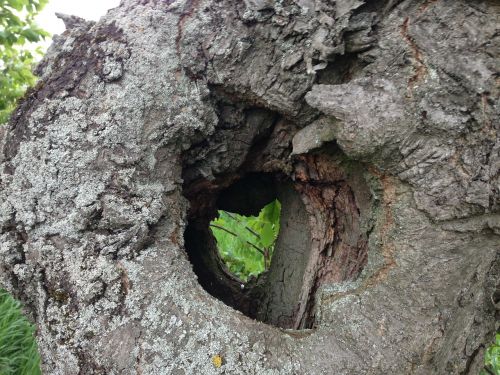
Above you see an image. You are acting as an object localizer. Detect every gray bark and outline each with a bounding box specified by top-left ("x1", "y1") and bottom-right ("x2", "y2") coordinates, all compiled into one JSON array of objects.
[{"x1": 0, "y1": 0, "x2": 498, "y2": 374}]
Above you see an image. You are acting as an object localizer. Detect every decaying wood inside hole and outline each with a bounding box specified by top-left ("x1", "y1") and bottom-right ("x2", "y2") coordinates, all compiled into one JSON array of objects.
[
  {"x1": 291, "y1": 154, "x2": 369, "y2": 329},
  {"x1": 184, "y1": 147, "x2": 372, "y2": 330}
]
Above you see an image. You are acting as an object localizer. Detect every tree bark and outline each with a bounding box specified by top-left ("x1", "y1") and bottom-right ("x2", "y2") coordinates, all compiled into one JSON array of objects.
[{"x1": 0, "y1": 0, "x2": 498, "y2": 374}]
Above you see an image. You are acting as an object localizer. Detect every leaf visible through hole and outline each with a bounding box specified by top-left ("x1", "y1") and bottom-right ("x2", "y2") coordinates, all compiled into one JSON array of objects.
[{"x1": 210, "y1": 200, "x2": 281, "y2": 281}]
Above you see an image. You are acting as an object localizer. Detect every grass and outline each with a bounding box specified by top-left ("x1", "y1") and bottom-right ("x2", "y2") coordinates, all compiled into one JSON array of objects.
[{"x1": 0, "y1": 289, "x2": 41, "y2": 375}]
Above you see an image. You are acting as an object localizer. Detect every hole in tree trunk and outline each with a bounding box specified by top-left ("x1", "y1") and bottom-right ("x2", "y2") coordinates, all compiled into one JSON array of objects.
[
  {"x1": 184, "y1": 153, "x2": 372, "y2": 330},
  {"x1": 182, "y1": 103, "x2": 372, "y2": 330},
  {"x1": 184, "y1": 173, "x2": 298, "y2": 324}
]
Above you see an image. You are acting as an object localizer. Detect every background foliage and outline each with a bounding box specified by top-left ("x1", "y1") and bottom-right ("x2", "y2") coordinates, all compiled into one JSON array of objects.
[
  {"x1": 0, "y1": 0, "x2": 49, "y2": 124},
  {"x1": 0, "y1": 289, "x2": 41, "y2": 375},
  {"x1": 0, "y1": 4, "x2": 46, "y2": 373},
  {"x1": 210, "y1": 199, "x2": 281, "y2": 281},
  {"x1": 481, "y1": 333, "x2": 500, "y2": 375}
]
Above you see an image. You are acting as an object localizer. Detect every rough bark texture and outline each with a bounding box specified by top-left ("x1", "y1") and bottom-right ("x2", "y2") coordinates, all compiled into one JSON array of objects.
[{"x1": 0, "y1": 0, "x2": 499, "y2": 374}]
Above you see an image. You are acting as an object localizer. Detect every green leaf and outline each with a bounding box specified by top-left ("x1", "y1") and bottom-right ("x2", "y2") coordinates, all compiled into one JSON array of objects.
[
  {"x1": 260, "y1": 224, "x2": 275, "y2": 248},
  {"x1": 7, "y1": 0, "x2": 24, "y2": 11},
  {"x1": 20, "y1": 28, "x2": 40, "y2": 42},
  {"x1": 210, "y1": 199, "x2": 281, "y2": 281},
  {"x1": 484, "y1": 332, "x2": 500, "y2": 375},
  {"x1": 263, "y1": 199, "x2": 281, "y2": 225}
]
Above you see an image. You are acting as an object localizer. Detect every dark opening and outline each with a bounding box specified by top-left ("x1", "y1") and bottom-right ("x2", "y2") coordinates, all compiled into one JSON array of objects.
[
  {"x1": 186, "y1": 174, "x2": 271, "y2": 314},
  {"x1": 183, "y1": 116, "x2": 373, "y2": 329},
  {"x1": 185, "y1": 172, "x2": 314, "y2": 327}
]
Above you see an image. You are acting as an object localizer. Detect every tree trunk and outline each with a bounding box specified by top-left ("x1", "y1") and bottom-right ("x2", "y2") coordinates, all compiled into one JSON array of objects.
[{"x1": 0, "y1": 0, "x2": 498, "y2": 373}]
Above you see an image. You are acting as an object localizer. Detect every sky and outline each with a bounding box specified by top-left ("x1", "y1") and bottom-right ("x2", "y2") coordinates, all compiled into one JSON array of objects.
[{"x1": 35, "y1": 0, "x2": 121, "y2": 48}]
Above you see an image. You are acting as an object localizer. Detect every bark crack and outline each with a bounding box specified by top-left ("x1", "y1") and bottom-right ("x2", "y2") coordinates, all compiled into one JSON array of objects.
[{"x1": 400, "y1": 16, "x2": 428, "y2": 97}]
